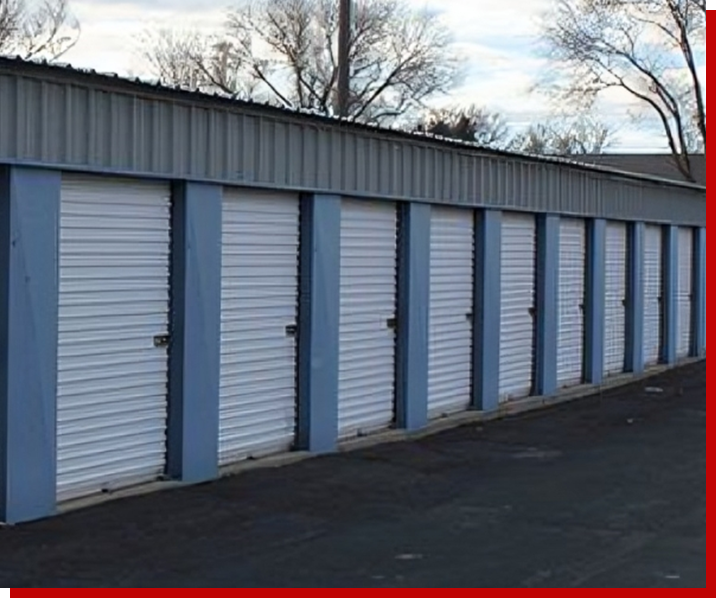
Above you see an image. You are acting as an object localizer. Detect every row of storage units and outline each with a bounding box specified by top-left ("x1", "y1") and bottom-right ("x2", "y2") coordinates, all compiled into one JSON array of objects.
[{"x1": 55, "y1": 175, "x2": 702, "y2": 502}]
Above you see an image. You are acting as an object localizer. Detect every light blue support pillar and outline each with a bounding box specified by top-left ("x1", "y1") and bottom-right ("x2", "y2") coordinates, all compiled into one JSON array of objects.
[
  {"x1": 692, "y1": 227, "x2": 706, "y2": 357},
  {"x1": 395, "y1": 202, "x2": 430, "y2": 430},
  {"x1": 661, "y1": 226, "x2": 679, "y2": 365},
  {"x1": 167, "y1": 182, "x2": 222, "y2": 483},
  {"x1": 584, "y1": 219, "x2": 606, "y2": 385},
  {"x1": 535, "y1": 214, "x2": 559, "y2": 396},
  {"x1": 296, "y1": 194, "x2": 341, "y2": 452},
  {"x1": 626, "y1": 222, "x2": 645, "y2": 373},
  {"x1": 0, "y1": 166, "x2": 60, "y2": 524},
  {"x1": 472, "y1": 209, "x2": 501, "y2": 411}
]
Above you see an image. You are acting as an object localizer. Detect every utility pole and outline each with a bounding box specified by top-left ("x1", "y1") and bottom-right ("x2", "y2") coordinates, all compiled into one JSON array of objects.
[{"x1": 337, "y1": 0, "x2": 351, "y2": 117}]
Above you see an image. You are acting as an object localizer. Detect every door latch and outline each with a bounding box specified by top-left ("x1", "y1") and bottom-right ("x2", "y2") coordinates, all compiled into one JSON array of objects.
[
  {"x1": 153, "y1": 334, "x2": 170, "y2": 348},
  {"x1": 386, "y1": 317, "x2": 398, "y2": 330},
  {"x1": 285, "y1": 324, "x2": 298, "y2": 337},
  {"x1": 528, "y1": 306, "x2": 536, "y2": 318},
  {"x1": 466, "y1": 312, "x2": 473, "y2": 322}
]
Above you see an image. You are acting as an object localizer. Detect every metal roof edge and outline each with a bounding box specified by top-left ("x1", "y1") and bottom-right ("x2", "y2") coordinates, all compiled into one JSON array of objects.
[{"x1": 0, "y1": 55, "x2": 707, "y2": 195}]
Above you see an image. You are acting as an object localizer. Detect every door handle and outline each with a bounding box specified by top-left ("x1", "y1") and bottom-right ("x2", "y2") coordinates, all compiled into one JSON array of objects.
[
  {"x1": 285, "y1": 324, "x2": 298, "y2": 337},
  {"x1": 386, "y1": 317, "x2": 397, "y2": 330}
]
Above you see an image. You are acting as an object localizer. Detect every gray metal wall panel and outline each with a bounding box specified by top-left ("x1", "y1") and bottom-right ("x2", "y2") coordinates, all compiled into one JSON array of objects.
[{"x1": 0, "y1": 69, "x2": 706, "y2": 226}]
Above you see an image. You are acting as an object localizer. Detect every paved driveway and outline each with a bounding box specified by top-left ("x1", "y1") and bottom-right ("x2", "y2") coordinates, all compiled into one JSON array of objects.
[{"x1": 2, "y1": 361, "x2": 707, "y2": 588}]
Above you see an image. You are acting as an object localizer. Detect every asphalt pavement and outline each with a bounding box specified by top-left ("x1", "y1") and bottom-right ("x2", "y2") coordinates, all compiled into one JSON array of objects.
[{"x1": 1, "y1": 361, "x2": 707, "y2": 589}]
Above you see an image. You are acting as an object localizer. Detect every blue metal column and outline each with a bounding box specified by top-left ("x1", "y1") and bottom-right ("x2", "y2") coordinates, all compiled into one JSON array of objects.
[
  {"x1": 661, "y1": 226, "x2": 679, "y2": 365},
  {"x1": 296, "y1": 194, "x2": 341, "y2": 452},
  {"x1": 584, "y1": 219, "x2": 606, "y2": 385},
  {"x1": 692, "y1": 227, "x2": 706, "y2": 357},
  {"x1": 395, "y1": 202, "x2": 430, "y2": 430},
  {"x1": 626, "y1": 222, "x2": 645, "y2": 373},
  {"x1": 0, "y1": 166, "x2": 60, "y2": 524},
  {"x1": 167, "y1": 182, "x2": 222, "y2": 483},
  {"x1": 535, "y1": 214, "x2": 559, "y2": 396},
  {"x1": 472, "y1": 209, "x2": 501, "y2": 411}
]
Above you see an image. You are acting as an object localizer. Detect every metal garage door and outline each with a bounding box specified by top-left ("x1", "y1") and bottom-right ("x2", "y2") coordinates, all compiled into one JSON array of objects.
[
  {"x1": 338, "y1": 199, "x2": 398, "y2": 438},
  {"x1": 499, "y1": 213, "x2": 536, "y2": 402},
  {"x1": 604, "y1": 222, "x2": 627, "y2": 376},
  {"x1": 677, "y1": 228, "x2": 693, "y2": 358},
  {"x1": 219, "y1": 189, "x2": 300, "y2": 465},
  {"x1": 557, "y1": 218, "x2": 586, "y2": 388},
  {"x1": 428, "y1": 207, "x2": 474, "y2": 418},
  {"x1": 57, "y1": 176, "x2": 171, "y2": 501},
  {"x1": 643, "y1": 225, "x2": 662, "y2": 366}
]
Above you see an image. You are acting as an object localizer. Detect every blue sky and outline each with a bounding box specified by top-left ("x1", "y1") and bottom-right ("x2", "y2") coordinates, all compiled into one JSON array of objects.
[{"x1": 62, "y1": 0, "x2": 704, "y2": 152}]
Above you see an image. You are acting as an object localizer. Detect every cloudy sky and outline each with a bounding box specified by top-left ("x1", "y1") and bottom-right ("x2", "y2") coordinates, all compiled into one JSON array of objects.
[{"x1": 61, "y1": 0, "x2": 703, "y2": 152}]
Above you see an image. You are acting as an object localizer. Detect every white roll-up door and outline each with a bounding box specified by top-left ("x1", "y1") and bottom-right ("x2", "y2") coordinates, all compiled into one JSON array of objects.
[
  {"x1": 219, "y1": 189, "x2": 300, "y2": 465},
  {"x1": 57, "y1": 176, "x2": 171, "y2": 501},
  {"x1": 604, "y1": 222, "x2": 627, "y2": 376},
  {"x1": 677, "y1": 227, "x2": 693, "y2": 358},
  {"x1": 643, "y1": 225, "x2": 663, "y2": 366},
  {"x1": 428, "y1": 207, "x2": 474, "y2": 418},
  {"x1": 557, "y1": 218, "x2": 586, "y2": 388},
  {"x1": 338, "y1": 199, "x2": 398, "y2": 438},
  {"x1": 499, "y1": 213, "x2": 536, "y2": 402}
]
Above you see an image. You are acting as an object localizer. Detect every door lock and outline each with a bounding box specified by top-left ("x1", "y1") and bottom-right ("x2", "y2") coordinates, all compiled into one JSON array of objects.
[
  {"x1": 386, "y1": 317, "x2": 398, "y2": 330},
  {"x1": 285, "y1": 324, "x2": 298, "y2": 337},
  {"x1": 153, "y1": 334, "x2": 170, "y2": 348}
]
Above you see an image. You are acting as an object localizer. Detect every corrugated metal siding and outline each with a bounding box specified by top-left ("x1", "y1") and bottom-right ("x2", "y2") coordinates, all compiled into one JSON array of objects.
[
  {"x1": 604, "y1": 222, "x2": 627, "y2": 376},
  {"x1": 0, "y1": 68, "x2": 705, "y2": 226},
  {"x1": 57, "y1": 175, "x2": 170, "y2": 501},
  {"x1": 428, "y1": 207, "x2": 474, "y2": 418},
  {"x1": 499, "y1": 213, "x2": 536, "y2": 402},
  {"x1": 219, "y1": 189, "x2": 300, "y2": 464},
  {"x1": 557, "y1": 218, "x2": 586, "y2": 388},
  {"x1": 677, "y1": 228, "x2": 693, "y2": 358},
  {"x1": 643, "y1": 225, "x2": 663, "y2": 366},
  {"x1": 338, "y1": 199, "x2": 398, "y2": 438}
]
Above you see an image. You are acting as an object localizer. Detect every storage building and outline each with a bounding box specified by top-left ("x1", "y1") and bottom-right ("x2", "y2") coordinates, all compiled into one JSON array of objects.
[{"x1": 0, "y1": 58, "x2": 706, "y2": 523}]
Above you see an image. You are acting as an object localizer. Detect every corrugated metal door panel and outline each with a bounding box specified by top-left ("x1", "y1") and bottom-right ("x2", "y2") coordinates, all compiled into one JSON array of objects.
[
  {"x1": 428, "y1": 206, "x2": 474, "y2": 418},
  {"x1": 557, "y1": 218, "x2": 586, "y2": 388},
  {"x1": 219, "y1": 189, "x2": 300, "y2": 465},
  {"x1": 604, "y1": 222, "x2": 627, "y2": 376},
  {"x1": 643, "y1": 225, "x2": 662, "y2": 366},
  {"x1": 338, "y1": 199, "x2": 398, "y2": 438},
  {"x1": 499, "y1": 213, "x2": 536, "y2": 401},
  {"x1": 677, "y1": 228, "x2": 693, "y2": 358},
  {"x1": 57, "y1": 176, "x2": 170, "y2": 501}
]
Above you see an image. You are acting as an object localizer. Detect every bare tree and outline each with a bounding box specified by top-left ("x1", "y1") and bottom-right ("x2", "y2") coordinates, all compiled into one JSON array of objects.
[
  {"x1": 140, "y1": 0, "x2": 462, "y2": 124},
  {"x1": 138, "y1": 28, "x2": 261, "y2": 99},
  {"x1": 510, "y1": 117, "x2": 614, "y2": 155},
  {"x1": 414, "y1": 105, "x2": 510, "y2": 148},
  {"x1": 537, "y1": 0, "x2": 706, "y2": 182},
  {"x1": 0, "y1": 0, "x2": 79, "y2": 60}
]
